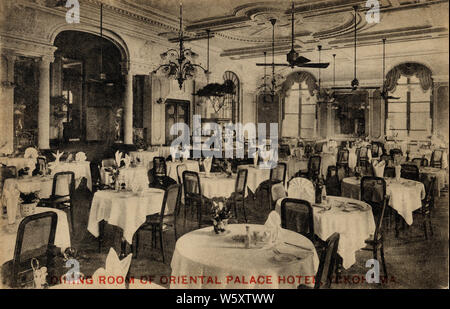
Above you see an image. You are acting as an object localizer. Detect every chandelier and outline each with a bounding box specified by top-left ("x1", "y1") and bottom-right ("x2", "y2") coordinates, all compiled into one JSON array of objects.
[{"x1": 153, "y1": 3, "x2": 208, "y2": 90}]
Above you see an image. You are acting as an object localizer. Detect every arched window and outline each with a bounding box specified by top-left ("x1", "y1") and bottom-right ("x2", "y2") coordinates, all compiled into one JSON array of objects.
[
  {"x1": 386, "y1": 63, "x2": 433, "y2": 140},
  {"x1": 222, "y1": 71, "x2": 240, "y2": 123},
  {"x1": 280, "y1": 71, "x2": 318, "y2": 139}
]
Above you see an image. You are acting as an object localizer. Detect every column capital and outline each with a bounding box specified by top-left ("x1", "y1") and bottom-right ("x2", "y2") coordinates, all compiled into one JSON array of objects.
[{"x1": 36, "y1": 55, "x2": 54, "y2": 65}]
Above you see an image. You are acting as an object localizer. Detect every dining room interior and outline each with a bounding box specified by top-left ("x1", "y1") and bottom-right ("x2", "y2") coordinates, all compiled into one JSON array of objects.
[{"x1": 0, "y1": 0, "x2": 448, "y2": 290}]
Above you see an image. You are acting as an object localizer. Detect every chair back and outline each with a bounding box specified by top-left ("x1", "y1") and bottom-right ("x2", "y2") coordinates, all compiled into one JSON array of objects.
[
  {"x1": 278, "y1": 144, "x2": 291, "y2": 159},
  {"x1": 389, "y1": 148, "x2": 403, "y2": 158},
  {"x1": 12, "y1": 211, "x2": 57, "y2": 287},
  {"x1": 314, "y1": 142, "x2": 324, "y2": 154},
  {"x1": 270, "y1": 162, "x2": 287, "y2": 185},
  {"x1": 400, "y1": 164, "x2": 419, "y2": 181},
  {"x1": 280, "y1": 198, "x2": 314, "y2": 240},
  {"x1": 325, "y1": 165, "x2": 340, "y2": 196},
  {"x1": 411, "y1": 158, "x2": 424, "y2": 167},
  {"x1": 182, "y1": 171, "x2": 202, "y2": 199},
  {"x1": 153, "y1": 157, "x2": 167, "y2": 176},
  {"x1": 235, "y1": 169, "x2": 248, "y2": 198},
  {"x1": 51, "y1": 171, "x2": 75, "y2": 198},
  {"x1": 430, "y1": 149, "x2": 444, "y2": 168},
  {"x1": 337, "y1": 148, "x2": 349, "y2": 165},
  {"x1": 101, "y1": 158, "x2": 115, "y2": 168},
  {"x1": 383, "y1": 166, "x2": 395, "y2": 178},
  {"x1": 308, "y1": 155, "x2": 321, "y2": 179},
  {"x1": 159, "y1": 184, "x2": 181, "y2": 220},
  {"x1": 304, "y1": 144, "x2": 313, "y2": 157},
  {"x1": 371, "y1": 143, "x2": 382, "y2": 158},
  {"x1": 361, "y1": 176, "x2": 386, "y2": 208},
  {"x1": 176, "y1": 164, "x2": 187, "y2": 184},
  {"x1": 287, "y1": 177, "x2": 315, "y2": 205},
  {"x1": 421, "y1": 175, "x2": 436, "y2": 206},
  {"x1": 314, "y1": 233, "x2": 340, "y2": 289}
]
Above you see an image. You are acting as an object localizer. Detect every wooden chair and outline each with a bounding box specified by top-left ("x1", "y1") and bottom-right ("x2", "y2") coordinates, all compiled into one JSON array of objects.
[
  {"x1": 37, "y1": 156, "x2": 47, "y2": 174},
  {"x1": 38, "y1": 171, "x2": 75, "y2": 233},
  {"x1": 357, "y1": 146, "x2": 370, "y2": 167},
  {"x1": 430, "y1": 149, "x2": 444, "y2": 168},
  {"x1": 298, "y1": 233, "x2": 340, "y2": 289},
  {"x1": 298, "y1": 155, "x2": 321, "y2": 182},
  {"x1": 325, "y1": 165, "x2": 341, "y2": 196},
  {"x1": 182, "y1": 171, "x2": 207, "y2": 228},
  {"x1": 134, "y1": 184, "x2": 181, "y2": 263},
  {"x1": 360, "y1": 176, "x2": 388, "y2": 278},
  {"x1": 371, "y1": 142, "x2": 383, "y2": 158},
  {"x1": 228, "y1": 169, "x2": 248, "y2": 223},
  {"x1": 2, "y1": 211, "x2": 57, "y2": 288},
  {"x1": 280, "y1": 198, "x2": 314, "y2": 241},
  {"x1": 259, "y1": 162, "x2": 287, "y2": 210},
  {"x1": 411, "y1": 157, "x2": 427, "y2": 167},
  {"x1": 414, "y1": 176, "x2": 436, "y2": 240},
  {"x1": 336, "y1": 148, "x2": 350, "y2": 178},
  {"x1": 400, "y1": 164, "x2": 420, "y2": 181},
  {"x1": 389, "y1": 148, "x2": 403, "y2": 158},
  {"x1": 151, "y1": 157, "x2": 176, "y2": 190},
  {"x1": 176, "y1": 164, "x2": 187, "y2": 184}
]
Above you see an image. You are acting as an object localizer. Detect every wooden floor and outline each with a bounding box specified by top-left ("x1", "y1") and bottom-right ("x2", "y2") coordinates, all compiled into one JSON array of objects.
[{"x1": 69, "y1": 185, "x2": 449, "y2": 289}]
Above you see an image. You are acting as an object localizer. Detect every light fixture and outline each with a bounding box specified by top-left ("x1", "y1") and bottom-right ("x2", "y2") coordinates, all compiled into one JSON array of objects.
[{"x1": 153, "y1": 2, "x2": 208, "y2": 90}]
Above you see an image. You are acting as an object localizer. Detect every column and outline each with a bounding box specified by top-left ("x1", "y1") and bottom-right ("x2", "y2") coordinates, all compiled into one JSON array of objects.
[
  {"x1": 123, "y1": 71, "x2": 133, "y2": 145},
  {"x1": 38, "y1": 57, "x2": 52, "y2": 150}
]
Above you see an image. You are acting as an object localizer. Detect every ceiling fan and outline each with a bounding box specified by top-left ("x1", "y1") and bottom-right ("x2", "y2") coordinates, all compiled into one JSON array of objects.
[
  {"x1": 381, "y1": 38, "x2": 400, "y2": 100},
  {"x1": 332, "y1": 6, "x2": 379, "y2": 91},
  {"x1": 87, "y1": 4, "x2": 116, "y2": 86},
  {"x1": 256, "y1": 2, "x2": 329, "y2": 69}
]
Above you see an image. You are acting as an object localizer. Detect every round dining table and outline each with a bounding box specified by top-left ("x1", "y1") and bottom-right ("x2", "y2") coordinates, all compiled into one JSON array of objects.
[
  {"x1": 0, "y1": 157, "x2": 36, "y2": 171},
  {"x1": 341, "y1": 176, "x2": 425, "y2": 225},
  {"x1": 419, "y1": 166, "x2": 447, "y2": 197},
  {"x1": 275, "y1": 196, "x2": 375, "y2": 269},
  {"x1": 198, "y1": 172, "x2": 243, "y2": 199},
  {"x1": 1, "y1": 175, "x2": 54, "y2": 224},
  {"x1": 50, "y1": 161, "x2": 92, "y2": 190},
  {"x1": 87, "y1": 188, "x2": 165, "y2": 244},
  {"x1": 166, "y1": 160, "x2": 200, "y2": 183},
  {"x1": 170, "y1": 223, "x2": 319, "y2": 289},
  {"x1": 237, "y1": 165, "x2": 270, "y2": 193}
]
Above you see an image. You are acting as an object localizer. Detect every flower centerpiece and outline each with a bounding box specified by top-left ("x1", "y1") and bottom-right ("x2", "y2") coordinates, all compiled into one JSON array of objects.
[
  {"x1": 19, "y1": 191, "x2": 39, "y2": 217},
  {"x1": 211, "y1": 197, "x2": 232, "y2": 234}
]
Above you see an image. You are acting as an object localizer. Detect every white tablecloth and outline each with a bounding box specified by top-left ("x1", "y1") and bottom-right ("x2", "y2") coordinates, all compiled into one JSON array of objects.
[
  {"x1": 1, "y1": 176, "x2": 53, "y2": 224},
  {"x1": 341, "y1": 177, "x2": 425, "y2": 225},
  {"x1": 170, "y1": 224, "x2": 319, "y2": 289},
  {"x1": 166, "y1": 160, "x2": 199, "y2": 183},
  {"x1": 275, "y1": 196, "x2": 375, "y2": 269},
  {"x1": 0, "y1": 207, "x2": 71, "y2": 270},
  {"x1": 87, "y1": 188, "x2": 165, "y2": 244},
  {"x1": 129, "y1": 151, "x2": 160, "y2": 170},
  {"x1": 320, "y1": 153, "x2": 337, "y2": 178},
  {"x1": 281, "y1": 158, "x2": 308, "y2": 180},
  {"x1": 199, "y1": 173, "x2": 242, "y2": 199},
  {"x1": 237, "y1": 165, "x2": 270, "y2": 193},
  {"x1": 50, "y1": 161, "x2": 92, "y2": 190},
  {"x1": 419, "y1": 167, "x2": 448, "y2": 197},
  {"x1": 0, "y1": 157, "x2": 35, "y2": 171}
]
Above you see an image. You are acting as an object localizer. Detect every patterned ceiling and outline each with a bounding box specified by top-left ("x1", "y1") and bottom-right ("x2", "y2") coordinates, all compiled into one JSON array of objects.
[{"x1": 118, "y1": 0, "x2": 448, "y2": 59}]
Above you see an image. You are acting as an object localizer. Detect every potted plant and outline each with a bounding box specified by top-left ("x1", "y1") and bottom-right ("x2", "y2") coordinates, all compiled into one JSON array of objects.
[{"x1": 19, "y1": 192, "x2": 39, "y2": 217}]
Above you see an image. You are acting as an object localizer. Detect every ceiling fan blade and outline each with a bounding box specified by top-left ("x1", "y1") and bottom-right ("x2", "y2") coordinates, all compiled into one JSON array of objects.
[
  {"x1": 293, "y1": 56, "x2": 311, "y2": 65},
  {"x1": 297, "y1": 62, "x2": 330, "y2": 68},
  {"x1": 256, "y1": 63, "x2": 290, "y2": 66}
]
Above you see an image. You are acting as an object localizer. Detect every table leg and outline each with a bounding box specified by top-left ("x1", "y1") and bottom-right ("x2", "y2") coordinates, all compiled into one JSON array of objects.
[{"x1": 120, "y1": 237, "x2": 127, "y2": 259}]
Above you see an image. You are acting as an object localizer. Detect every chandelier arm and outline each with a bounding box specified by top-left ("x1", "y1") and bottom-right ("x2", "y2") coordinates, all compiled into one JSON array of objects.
[{"x1": 152, "y1": 63, "x2": 172, "y2": 74}]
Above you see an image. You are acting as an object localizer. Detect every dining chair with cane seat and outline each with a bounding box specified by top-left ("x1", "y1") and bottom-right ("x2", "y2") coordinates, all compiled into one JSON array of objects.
[
  {"x1": 182, "y1": 171, "x2": 207, "y2": 228},
  {"x1": 400, "y1": 164, "x2": 420, "y2": 181},
  {"x1": 37, "y1": 156, "x2": 47, "y2": 174},
  {"x1": 259, "y1": 162, "x2": 287, "y2": 210},
  {"x1": 298, "y1": 233, "x2": 340, "y2": 289},
  {"x1": 336, "y1": 148, "x2": 350, "y2": 178},
  {"x1": 228, "y1": 169, "x2": 248, "y2": 223},
  {"x1": 360, "y1": 176, "x2": 388, "y2": 278},
  {"x1": 430, "y1": 149, "x2": 444, "y2": 168},
  {"x1": 153, "y1": 157, "x2": 167, "y2": 177},
  {"x1": 325, "y1": 165, "x2": 341, "y2": 196},
  {"x1": 371, "y1": 143, "x2": 383, "y2": 158},
  {"x1": 134, "y1": 184, "x2": 181, "y2": 263},
  {"x1": 357, "y1": 147, "x2": 370, "y2": 166},
  {"x1": 278, "y1": 144, "x2": 291, "y2": 160},
  {"x1": 38, "y1": 172, "x2": 75, "y2": 233},
  {"x1": 298, "y1": 155, "x2": 321, "y2": 182},
  {"x1": 151, "y1": 157, "x2": 176, "y2": 189},
  {"x1": 280, "y1": 198, "x2": 314, "y2": 241},
  {"x1": 1, "y1": 211, "x2": 57, "y2": 288},
  {"x1": 413, "y1": 176, "x2": 436, "y2": 240},
  {"x1": 176, "y1": 164, "x2": 187, "y2": 184}
]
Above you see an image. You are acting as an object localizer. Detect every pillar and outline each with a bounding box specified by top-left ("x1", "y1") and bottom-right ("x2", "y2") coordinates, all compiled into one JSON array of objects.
[
  {"x1": 123, "y1": 71, "x2": 133, "y2": 145},
  {"x1": 38, "y1": 57, "x2": 52, "y2": 150}
]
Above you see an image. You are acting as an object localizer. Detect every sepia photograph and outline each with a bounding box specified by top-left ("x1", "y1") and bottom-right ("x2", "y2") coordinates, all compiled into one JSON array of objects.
[{"x1": 0, "y1": 0, "x2": 448, "y2": 296}]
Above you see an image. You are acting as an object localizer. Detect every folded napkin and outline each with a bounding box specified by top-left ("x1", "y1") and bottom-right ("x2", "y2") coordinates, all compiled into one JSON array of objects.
[
  {"x1": 203, "y1": 157, "x2": 212, "y2": 174},
  {"x1": 122, "y1": 154, "x2": 131, "y2": 168},
  {"x1": 115, "y1": 150, "x2": 123, "y2": 167},
  {"x1": 52, "y1": 150, "x2": 64, "y2": 163},
  {"x1": 372, "y1": 160, "x2": 386, "y2": 177},
  {"x1": 91, "y1": 248, "x2": 132, "y2": 289},
  {"x1": 24, "y1": 147, "x2": 39, "y2": 159},
  {"x1": 264, "y1": 211, "x2": 282, "y2": 246},
  {"x1": 75, "y1": 152, "x2": 87, "y2": 162}
]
